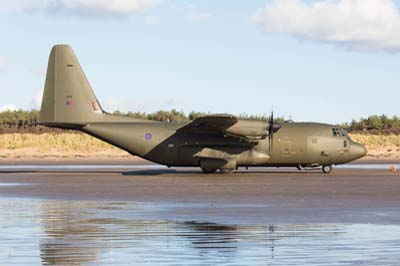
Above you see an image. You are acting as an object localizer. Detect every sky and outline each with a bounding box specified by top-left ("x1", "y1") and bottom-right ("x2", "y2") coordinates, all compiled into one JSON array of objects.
[{"x1": 0, "y1": 0, "x2": 399, "y2": 124}]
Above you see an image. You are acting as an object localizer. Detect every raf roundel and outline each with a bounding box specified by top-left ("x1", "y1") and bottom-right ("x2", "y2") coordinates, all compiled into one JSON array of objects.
[{"x1": 144, "y1": 133, "x2": 153, "y2": 140}]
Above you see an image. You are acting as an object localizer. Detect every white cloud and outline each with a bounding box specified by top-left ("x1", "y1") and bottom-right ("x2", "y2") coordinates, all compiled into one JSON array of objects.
[
  {"x1": 0, "y1": 105, "x2": 18, "y2": 112},
  {"x1": 0, "y1": 0, "x2": 162, "y2": 16},
  {"x1": 183, "y1": 3, "x2": 212, "y2": 22},
  {"x1": 252, "y1": 0, "x2": 400, "y2": 52},
  {"x1": 62, "y1": 0, "x2": 163, "y2": 16}
]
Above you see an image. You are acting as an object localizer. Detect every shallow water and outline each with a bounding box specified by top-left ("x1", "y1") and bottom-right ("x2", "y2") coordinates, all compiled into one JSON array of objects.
[
  {"x1": 336, "y1": 164, "x2": 399, "y2": 170},
  {"x1": 0, "y1": 183, "x2": 30, "y2": 187},
  {"x1": 0, "y1": 198, "x2": 400, "y2": 266}
]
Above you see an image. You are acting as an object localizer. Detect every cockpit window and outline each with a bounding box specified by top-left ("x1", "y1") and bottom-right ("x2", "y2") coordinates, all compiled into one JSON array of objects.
[
  {"x1": 332, "y1": 128, "x2": 351, "y2": 140},
  {"x1": 332, "y1": 128, "x2": 342, "y2": 137},
  {"x1": 341, "y1": 129, "x2": 352, "y2": 140}
]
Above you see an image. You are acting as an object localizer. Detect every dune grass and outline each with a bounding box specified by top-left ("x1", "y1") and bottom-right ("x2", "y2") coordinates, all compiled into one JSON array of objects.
[
  {"x1": 0, "y1": 133, "x2": 128, "y2": 158},
  {"x1": 0, "y1": 132, "x2": 399, "y2": 159},
  {"x1": 350, "y1": 134, "x2": 400, "y2": 149},
  {"x1": 0, "y1": 133, "x2": 113, "y2": 151},
  {"x1": 349, "y1": 134, "x2": 400, "y2": 158}
]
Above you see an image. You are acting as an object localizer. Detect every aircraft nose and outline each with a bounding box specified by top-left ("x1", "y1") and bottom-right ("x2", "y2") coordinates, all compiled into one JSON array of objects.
[{"x1": 351, "y1": 142, "x2": 367, "y2": 159}]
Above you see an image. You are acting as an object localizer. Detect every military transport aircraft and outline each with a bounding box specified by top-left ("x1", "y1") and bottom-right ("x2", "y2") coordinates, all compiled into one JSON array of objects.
[{"x1": 40, "y1": 45, "x2": 367, "y2": 174}]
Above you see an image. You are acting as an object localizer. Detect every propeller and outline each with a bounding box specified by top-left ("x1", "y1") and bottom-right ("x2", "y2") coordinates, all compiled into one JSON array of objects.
[{"x1": 267, "y1": 111, "x2": 281, "y2": 153}]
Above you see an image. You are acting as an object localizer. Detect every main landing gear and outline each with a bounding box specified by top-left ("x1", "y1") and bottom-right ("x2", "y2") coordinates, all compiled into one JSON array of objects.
[
  {"x1": 322, "y1": 165, "x2": 333, "y2": 174},
  {"x1": 201, "y1": 165, "x2": 333, "y2": 174},
  {"x1": 201, "y1": 168, "x2": 217, "y2": 174},
  {"x1": 201, "y1": 168, "x2": 234, "y2": 174}
]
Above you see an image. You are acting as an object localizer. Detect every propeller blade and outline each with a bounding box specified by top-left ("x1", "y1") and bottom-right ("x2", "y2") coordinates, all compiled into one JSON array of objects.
[
  {"x1": 267, "y1": 111, "x2": 281, "y2": 153},
  {"x1": 268, "y1": 112, "x2": 273, "y2": 152},
  {"x1": 271, "y1": 112, "x2": 274, "y2": 125}
]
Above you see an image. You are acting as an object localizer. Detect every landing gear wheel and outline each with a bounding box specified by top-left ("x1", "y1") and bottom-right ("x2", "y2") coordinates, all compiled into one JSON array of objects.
[
  {"x1": 201, "y1": 168, "x2": 217, "y2": 174},
  {"x1": 322, "y1": 165, "x2": 333, "y2": 174}
]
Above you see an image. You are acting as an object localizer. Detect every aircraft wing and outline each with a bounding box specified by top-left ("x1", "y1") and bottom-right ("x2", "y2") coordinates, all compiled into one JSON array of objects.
[
  {"x1": 178, "y1": 114, "x2": 238, "y2": 133},
  {"x1": 178, "y1": 114, "x2": 270, "y2": 143}
]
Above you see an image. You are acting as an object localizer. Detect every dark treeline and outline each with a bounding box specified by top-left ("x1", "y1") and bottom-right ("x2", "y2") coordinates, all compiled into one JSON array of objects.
[
  {"x1": 0, "y1": 110, "x2": 399, "y2": 134},
  {"x1": 0, "y1": 110, "x2": 54, "y2": 134},
  {"x1": 0, "y1": 109, "x2": 286, "y2": 133},
  {"x1": 117, "y1": 110, "x2": 286, "y2": 123},
  {"x1": 340, "y1": 115, "x2": 400, "y2": 134}
]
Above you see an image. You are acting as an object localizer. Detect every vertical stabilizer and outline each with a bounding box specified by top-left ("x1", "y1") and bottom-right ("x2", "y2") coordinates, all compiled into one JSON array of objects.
[{"x1": 40, "y1": 45, "x2": 104, "y2": 126}]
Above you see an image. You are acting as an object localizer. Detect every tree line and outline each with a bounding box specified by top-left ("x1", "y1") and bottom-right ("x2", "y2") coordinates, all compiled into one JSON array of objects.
[
  {"x1": 340, "y1": 115, "x2": 400, "y2": 134},
  {"x1": 0, "y1": 110, "x2": 398, "y2": 134},
  {"x1": 0, "y1": 110, "x2": 49, "y2": 133}
]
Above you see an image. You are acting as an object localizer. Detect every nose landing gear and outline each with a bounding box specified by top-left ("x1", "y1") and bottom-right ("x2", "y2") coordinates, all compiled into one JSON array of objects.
[{"x1": 322, "y1": 165, "x2": 333, "y2": 174}]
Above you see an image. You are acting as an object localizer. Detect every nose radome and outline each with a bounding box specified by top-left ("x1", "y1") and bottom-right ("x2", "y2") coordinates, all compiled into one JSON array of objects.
[{"x1": 352, "y1": 142, "x2": 367, "y2": 159}]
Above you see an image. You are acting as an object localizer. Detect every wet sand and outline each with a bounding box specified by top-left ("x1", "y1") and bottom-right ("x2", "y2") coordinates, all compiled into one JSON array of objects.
[
  {"x1": 0, "y1": 163, "x2": 399, "y2": 224},
  {"x1": 1, "y1": 162, "x2": 400, "y2": 265},
  {"x1": 2, "y1": 198, "x2": 400, "y2": 266}
]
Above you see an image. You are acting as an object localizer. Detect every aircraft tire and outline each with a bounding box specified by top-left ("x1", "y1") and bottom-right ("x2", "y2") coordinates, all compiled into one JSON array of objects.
[
  {"x1": 201, "y1": 168, "x2": 217, "y2": 174},
  {"x1": 322, "y1": 165, "x2": 333, "y2": 174}
]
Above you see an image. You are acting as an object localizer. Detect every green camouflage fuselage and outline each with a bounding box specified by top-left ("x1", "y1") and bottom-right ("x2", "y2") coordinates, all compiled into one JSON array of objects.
[
  {"x1": 74, "y1": 120, "x2": 365, "y2": 168},
  {"x1": 40, "y1": 45, "x2": 366, "y2": 171}
]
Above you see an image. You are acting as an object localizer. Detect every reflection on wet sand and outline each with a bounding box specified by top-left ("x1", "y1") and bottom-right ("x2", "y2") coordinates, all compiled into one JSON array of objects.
[
  {"x1": 38, "y1": 201, "x2": 249, "y2": 265},
  {"x1": 39, "y1": 201, "x2": 104, "y2": 265},
  {"x1": 1, "y1": 198, "x2": 400, "y2": 266},
  {"x1": 38, "y1": 201, "x2": 342, "y2": 265}
]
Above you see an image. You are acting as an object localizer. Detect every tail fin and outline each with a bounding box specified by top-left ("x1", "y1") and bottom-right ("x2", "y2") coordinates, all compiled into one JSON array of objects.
[{"x1": 40, "y1": 45, "x2": 104, "y2": 127}]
